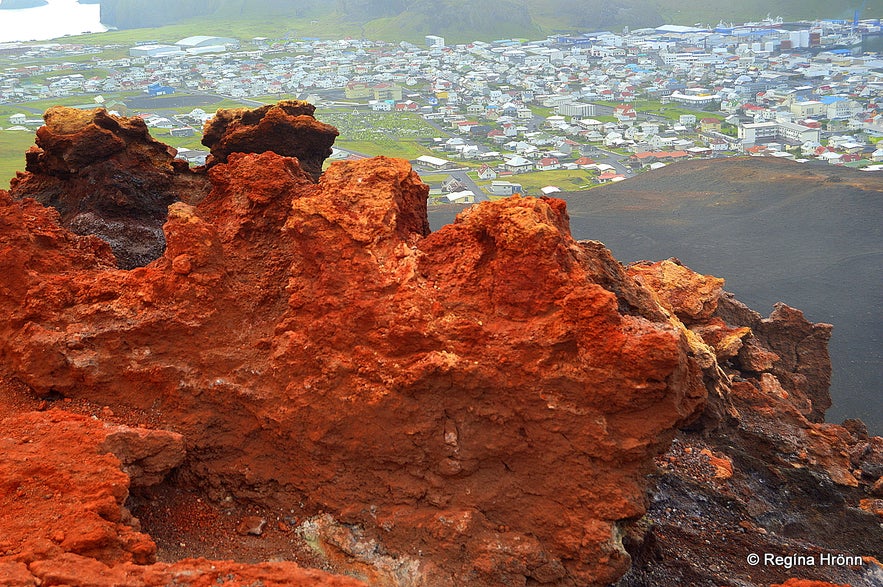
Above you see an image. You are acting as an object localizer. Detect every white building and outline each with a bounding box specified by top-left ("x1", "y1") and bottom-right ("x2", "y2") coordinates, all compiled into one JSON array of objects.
[
  {"x1": 557, "y1": 102, "x2": 595, "y2": 117},
  {"x1": 426, "y1": 35, "x2": 445, "y2": 48},
  {"x1": 739, "y1": 121, "x2": 820, "y2": 146}
]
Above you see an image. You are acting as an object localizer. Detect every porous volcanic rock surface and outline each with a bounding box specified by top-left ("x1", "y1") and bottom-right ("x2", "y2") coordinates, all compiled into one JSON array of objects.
[
  {"x1": 7, "y1": 106, "x2": 210, "y2": 269},
  {"x1": 201, "y1": 99, "x2": 339, "y2": 181},
  {"x1": 615, "y1": 260, "x2": 883, "y2": 586},
  {"x1": 0, "y1": 103, "x2": 880, "y2": 587}
]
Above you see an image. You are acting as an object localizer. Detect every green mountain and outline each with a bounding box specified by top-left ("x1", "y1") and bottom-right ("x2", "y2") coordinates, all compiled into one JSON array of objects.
[{"x1": 97, "y1": 0, "x2": 873, "y2": 42}]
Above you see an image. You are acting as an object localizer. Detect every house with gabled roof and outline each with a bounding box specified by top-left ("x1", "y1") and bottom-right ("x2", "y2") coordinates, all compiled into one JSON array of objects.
[
  {"x1": 503, "y1": 156, "x2": 534, "y2": 174},
  {"x1": 536, "y1": 157, "x2": 560, "y2": 171},
  {"x1": 477, "y1": 164, "x2": 498, "y2": 180},
  {"x1": 613, "y1": 104, "x2": 637, "y2": 123}
]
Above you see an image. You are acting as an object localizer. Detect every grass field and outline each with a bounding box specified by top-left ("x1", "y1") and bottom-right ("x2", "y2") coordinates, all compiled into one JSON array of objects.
[
  {"x1": 321, "y1": 111, "x2": 441, "y2": 160},
  {"x1": 594, "y1": 99, "x2": 713, "y2": 121},
  {"x1": 336, "y1": 139, "x2": 433, "y2": 161},
  {"x1": 0, "y1": 130, "x2": 37, "y2": 188},
  {"x1": 476, "y1": 169, "x2": 597, "y2": 195},
  {"x1": 60, "y1": 15, "x2": 366, "y2": 46}
]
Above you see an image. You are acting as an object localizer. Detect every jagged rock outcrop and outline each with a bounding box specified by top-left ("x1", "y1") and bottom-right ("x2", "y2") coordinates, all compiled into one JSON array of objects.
[
  {"x1": 5, "y1": 102, "x2": 337, "y2": 271},
  {"x1": 201, "y1": 100, "x2": 338, "y2": 181},
  {"x1": 7, "y1": 107, "x2": 210, "y2": 269},
  {"x1": 0, "y1": 102, "x2": 709, "y2": 586},
  {"x1": 616, "y1": 259, "x2": 883, "y2": 587},
  {"x1": 0, "y1": 102, "x2": 879, "y2": 587}
]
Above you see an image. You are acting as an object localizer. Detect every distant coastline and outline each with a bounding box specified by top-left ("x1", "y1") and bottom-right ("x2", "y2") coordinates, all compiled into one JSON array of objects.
[{"x1": 0, "y1": 0, "x2": 49, "y2": 9}]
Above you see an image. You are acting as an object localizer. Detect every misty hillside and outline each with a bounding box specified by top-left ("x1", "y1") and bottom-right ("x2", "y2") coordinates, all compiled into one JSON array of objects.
[{"x1": 96, "y1": 0, "x2": 863, "y2": 40}]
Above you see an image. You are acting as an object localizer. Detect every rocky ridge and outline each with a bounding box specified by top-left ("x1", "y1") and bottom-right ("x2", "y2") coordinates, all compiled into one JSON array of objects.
[{"x1": 0, "y1": 103, "x2": 879, "y2": 586}]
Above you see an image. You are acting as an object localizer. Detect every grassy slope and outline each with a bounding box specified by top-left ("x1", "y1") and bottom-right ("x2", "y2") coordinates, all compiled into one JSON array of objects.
[
  {"x1": 0, "y1": 130, "x2": 36, "y2": 189},
  {"x1": 53, "y1": 0, "x2": 862, "y2": 46},
  {"x1": 649, "y1": 0, "x2": 864, "y2": 25}
]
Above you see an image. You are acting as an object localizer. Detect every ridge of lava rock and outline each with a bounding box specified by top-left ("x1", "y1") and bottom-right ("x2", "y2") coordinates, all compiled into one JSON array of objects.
[
  {"x1": 1, "y1": 101, "x2": 879, "y2": 587},
  {"x1": 0, "y1": 117, "x2": 709, "y2": 584}
]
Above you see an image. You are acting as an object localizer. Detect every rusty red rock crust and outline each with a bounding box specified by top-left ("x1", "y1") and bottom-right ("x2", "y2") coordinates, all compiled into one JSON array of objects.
[{"x1": 0, "y1": 103, "x2": 879, "y2": 587}]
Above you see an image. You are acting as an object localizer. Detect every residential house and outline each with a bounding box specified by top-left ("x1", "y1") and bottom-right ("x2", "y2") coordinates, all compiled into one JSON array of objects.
[
  {"x1": 501, "y1": 122, "x2": 518, "y2": 137},
  {"x1": 514, "y1": 141, "x2": 539, "y2": 156},
  {"x1": 445, "y1": 191, "x2": 475, "y2": 204},
  {"x1": 604, "y1": 132, "x2": 625, "y2": 147},
  {"x1": 395, "y1": 100, "x2": 419, "y2": 112},
  {"x1": 819, "y1": 151, "x2": 843, "y2": 164},
  {"x1": 485, "y1": 128, "x2": 504, "y2": 143},
  {"x1": 709, "y1": 138, "x2": 729, "y2": 152},
  {"x1": 535, "y1": 157, "x2": 560, "y2": 171},
  {"x1": 613, "y1": 104, "x2": 637, "y2": 123},
  {"x1": 503, "y1": 156, "x2": 534, "y2": 174},
  {"x1": 170, "y1": 126, "x2": 195, "y2": 137},
  {"x1": 699, "y1": 117, "x2": 722, "y2": 133},
  {"x1": 441, "y1": 176, "x2": 467, "y2": 193},
  {"x1": 477, "y1": 164, "x2": 498, "y2": 180},
  {"x1": 596, "y1": 171, "x2": 625, "y2": 183},
  {"x1": 414, "y1": 155, "x2": 457, "y2": 170},
  {"x1": 488, "y1": 181, "x2": 524, "y2": 195},
  {"x1": 575, "y1": 118, "x2": 604, "y2": 131}
]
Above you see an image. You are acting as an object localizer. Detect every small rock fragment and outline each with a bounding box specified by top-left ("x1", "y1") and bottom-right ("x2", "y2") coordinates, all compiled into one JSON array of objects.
[{"x1": 237, "y1": 516, "x2": 267, "y2": 536}]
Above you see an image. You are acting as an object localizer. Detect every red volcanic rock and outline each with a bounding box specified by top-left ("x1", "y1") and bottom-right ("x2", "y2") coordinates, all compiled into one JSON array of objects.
[
  {"x1": 0, "y1": 146, "x2": 707, "y2": 585},
  {"x1": 3, "y1": 102, "x2": 877, "y2": 587},
  {"x1": 0, "y1": 409, "x2": 365, "y2": 587},
  {"x1": 627, "y1": 257, "x2": 725, "y2": 324},
  {"x1": 616, "y1": 263, "x2": 881, "y2": 587},
  {"x1": 772, "y1": 581, "x2": 851, "y2": 587},
  {"x1": 0, "y1": 410, "x2": 170, "y2": 567},
  {"x1": 7, "y1": 106, "x2": 210, "y2": 269},
  {"x1": 201, "y1": 100, "x2": 338, "y2": 181}
]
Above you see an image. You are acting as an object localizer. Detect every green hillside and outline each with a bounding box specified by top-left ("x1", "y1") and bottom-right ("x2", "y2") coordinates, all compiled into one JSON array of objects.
[{"x1": 89, "y1": 0, "x2": 875, "y2": 43}]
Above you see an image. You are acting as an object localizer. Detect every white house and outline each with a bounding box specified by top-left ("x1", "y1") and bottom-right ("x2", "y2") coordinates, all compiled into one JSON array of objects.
[
  {"x1": 503, "y1": 156, "x2": 534, "y2": 174},
  {"x1": 535, "y1": 157, "x2": 560, "y2": 171},
  {"x1": 604, "y1": 132, "x2": 625, "y2": 147},
  {"x1": 477, "y1": 164, "x2": 497, "y2": 180}
]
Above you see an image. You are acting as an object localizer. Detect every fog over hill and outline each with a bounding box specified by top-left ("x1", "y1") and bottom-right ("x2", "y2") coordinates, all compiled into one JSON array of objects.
[{"x1": 95, "y1": 0, "x2": 865, "y2": 39}]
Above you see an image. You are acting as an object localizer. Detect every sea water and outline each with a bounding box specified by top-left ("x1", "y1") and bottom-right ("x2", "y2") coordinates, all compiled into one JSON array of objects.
[{"x1": 0, "y1": 0, "x2": 105, "y2": 43}]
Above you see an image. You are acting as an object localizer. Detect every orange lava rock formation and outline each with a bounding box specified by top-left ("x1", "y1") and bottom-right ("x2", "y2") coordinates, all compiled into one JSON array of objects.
[
  {"x1": 7, "y1": 106, "x2": 209, "y2": 269},
  {"x1": 201, "y1": 99, "x2": 339, "y2": 181},
  {"x1": 616, "y1": 259, "x2": 883, "y2": 587},
  {"x1": 1, "y1": 103, "x2": 880, "y2": 587}
]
